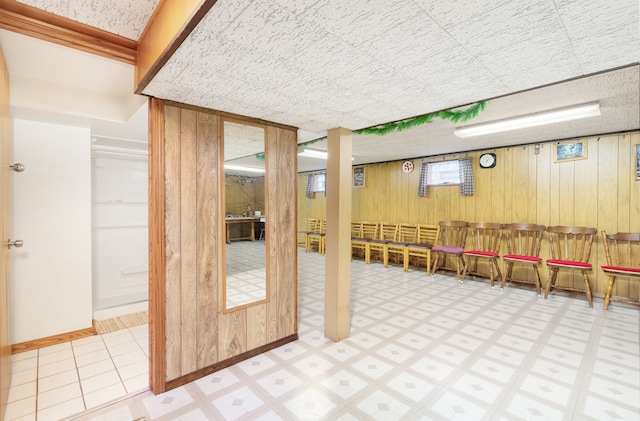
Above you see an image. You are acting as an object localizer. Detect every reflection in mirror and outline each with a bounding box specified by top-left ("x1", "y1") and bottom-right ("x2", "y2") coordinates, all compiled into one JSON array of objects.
[{"x1": 223, "y1": 120, "x2": 267, "y2": 310}]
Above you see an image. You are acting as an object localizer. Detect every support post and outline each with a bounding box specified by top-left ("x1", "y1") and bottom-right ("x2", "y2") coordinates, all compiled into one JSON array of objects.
[{"x1": 324, "y1": 127, "x2": 352, "y2": 341}]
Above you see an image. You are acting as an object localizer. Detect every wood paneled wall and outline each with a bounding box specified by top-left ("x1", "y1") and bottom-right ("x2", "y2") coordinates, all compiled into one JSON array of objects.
[
  {"x1": 149, "y1": 100, "x2": 297, "y2": 393},
  {"x1": 298, "y1": 132, "x2": 640, "y2": 302}
]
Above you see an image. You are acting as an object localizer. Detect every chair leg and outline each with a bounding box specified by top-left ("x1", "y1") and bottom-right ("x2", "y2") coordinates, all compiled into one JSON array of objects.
[
  {"x1": 460, "y1": 258, "x2": 469, "y2": 283},
  {"x1": 492, "y1": 258, "x2": 502, "y2": 289},
  {"x1": 544, "y1": 267, "x2": 558, "y2": 299},
  {"x1": 603, "y1": 275, "x2": 616, "y2": 310},
  {"x1": 532, "y1": 264, "x2": 542, "y2": 296},
  {"x1": 403, "y1": 248, "x2": 409, "y2": 272},
  {"x1": 456, "y1": 255, "x2": 465, "y2": 282},
  {"x1": 431, "y1": 252, "x2": 440, "y2": 275},
  {"x1": 581, "y1": 270, "x2": 593, "y2": 308},
  {"x1": 383, "y1": 246, "x2": 389, "y2": 268},
  {"x1": 426, "y1": 251, "x2": 431, "y2": 276},
  {"x1": 501, "y1": 261, "x2": 513, "y2": 290}
]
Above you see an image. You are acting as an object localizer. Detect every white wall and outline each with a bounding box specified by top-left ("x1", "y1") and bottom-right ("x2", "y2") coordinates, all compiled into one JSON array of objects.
[
  {"x1": 92, "y1": 154, "x2": 148, "y2": 313},
  {"x1": 10, "y1": 119, "x2": 92, "y2": 343}
]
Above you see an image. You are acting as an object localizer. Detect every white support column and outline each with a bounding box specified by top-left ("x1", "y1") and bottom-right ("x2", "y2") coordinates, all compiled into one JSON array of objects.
[{"x1": 324, "y1": 127, "x2": 352, "y2": 341}]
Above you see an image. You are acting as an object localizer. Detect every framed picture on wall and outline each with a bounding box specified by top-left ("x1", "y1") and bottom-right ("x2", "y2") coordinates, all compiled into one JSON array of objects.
[
  {"x1": 353, "y1": 166, "x2": 365, "y2": 187},
  {"x1": 554, "y1": 140, "x2": 588, "y2": 162},
  {"x1": 636, "y1": 144, "x2": 640, "y2": 180}
]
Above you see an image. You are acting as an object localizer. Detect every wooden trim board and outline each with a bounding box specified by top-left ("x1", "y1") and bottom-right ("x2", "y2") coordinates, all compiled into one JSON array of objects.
[{"x1": 11, "y1": 327, "x2": 97, "y2": 354}]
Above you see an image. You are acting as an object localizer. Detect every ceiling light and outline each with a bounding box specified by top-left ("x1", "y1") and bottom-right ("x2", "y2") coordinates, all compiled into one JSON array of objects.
[
  {"x1": 224, "y1": 164, "x2": 265, "y2": 173},
  {"x1": 454, "y1": 103, "x2": 601, "y2": 138},
  {"x1": 298, "y1": 149, "x2": 328, "y2": 159},
  {"x1": 298, "y1": 148, "x2": 355, "y2": 161}
]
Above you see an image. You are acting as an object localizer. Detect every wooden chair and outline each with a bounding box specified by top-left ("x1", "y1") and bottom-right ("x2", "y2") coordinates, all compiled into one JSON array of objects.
[
  {"x1": 431, "y1": 221, "x2": 469, "y2": 281},
  {"x1": 368, "y1": 222, "x2": 398, "y2": 264},
  {"x1": 544, "y1": 225, "x2": 597, "y2": 307},
  {"x1": 307, "y1": 219, "x2": 326, "y2": 254},
  {"x1": 461, "y1": 222, "x2": 503, "y2": 287},
  {"x1": 406, "y1": 224, "x2": 440, "y2": 274},
  {"x1": 299, "y1": 217, "x2": 318, "y2": 249},
  {"x1": 601, "y1": 231, "x2": 640, "y2": 310},
  {"x1": 501, "y1": 223, "x2": 546, "y2": 295},
  {"x1": 351, "y1": 221, "x2": 378, "y2": 261},
  {"x1": 384, "y1": 223, "x2": 418, "y2": 269}
]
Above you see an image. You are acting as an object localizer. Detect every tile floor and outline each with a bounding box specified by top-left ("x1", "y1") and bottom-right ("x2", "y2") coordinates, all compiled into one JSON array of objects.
[
  {"x1": 6, "y1": 248, "x2": 640, "y2": 420},
  {"x1": 5, "y1": 324, "x2": 148, "y2": 421}
]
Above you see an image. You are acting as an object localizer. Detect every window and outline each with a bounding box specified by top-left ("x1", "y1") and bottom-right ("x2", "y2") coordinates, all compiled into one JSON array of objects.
[
  {"x1": 305, "y1": 173, "x2": 326, "y2": 198},
  {"x1": 312, "y1": 173, "x2": 326, "y2": 192},
  {"x1": 426, "y1": 160, "x2": 461, "y2": 186}
]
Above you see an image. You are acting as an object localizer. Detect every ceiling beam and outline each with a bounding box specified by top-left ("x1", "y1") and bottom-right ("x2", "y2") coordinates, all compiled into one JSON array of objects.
[
  {"x1": 135, "y1": 0, "x2": 218, "y2": 94},
  {"x1": 0, "y1": 0, "x2": 137, "y2": 65}
]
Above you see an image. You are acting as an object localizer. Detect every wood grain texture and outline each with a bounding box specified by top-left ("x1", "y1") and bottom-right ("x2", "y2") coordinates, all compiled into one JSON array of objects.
[
  {"x1": 266, "y1": 127, "x2": 280, "y2": 343},
  {"x1": 195, "y1": 111, "x2": 219, "y2": 369},
  {"x1": 10, "y1": 327, "x2": 96, "y2": 354},
  {"x1": 135, "y1": 0, "x2": 218, "y2": 92},
  {"x1": 298, "y1": 132, "x2": 640, "y2": 302},
  {"x1": 151, "y1": 101, "x2": 298, "y2": 391},
  {"x1": 0, "y1": 0, "x2": 136, "y2": 64},
  {"x1": 180, "y1": 109, "x2": 198, "y2": 374},
  {"x1": 148, "y1": 98, "x2": 167, "y2": 393},
  {"x1": 163, "y1": 104, "x2": 182, "y2": 381},
  {"x1": 276, "y1": 127, "x2": 298, "y2": 338}
]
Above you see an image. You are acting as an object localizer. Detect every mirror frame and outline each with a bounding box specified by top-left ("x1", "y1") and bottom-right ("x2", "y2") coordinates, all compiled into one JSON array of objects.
[{"x1": 221, "y1": 118, "x2": 270, "y2": 313}]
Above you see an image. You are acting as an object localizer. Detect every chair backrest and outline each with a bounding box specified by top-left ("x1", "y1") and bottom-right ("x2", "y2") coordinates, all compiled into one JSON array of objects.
[
  {"x1": 378, "y1": 222, "x2": 398, "y2": 241},
  {"x1": 503, "y1": 223, "x2": 546, "y2": 256},
  {"x1": 360, "y1": 221, "x2": 379, "y2": 239},
  {"x1": 601, "y1": 231, "x2": 640, "y2": 268},
  {"x1": 467, "y1": 222, "x2": 503, "y2": 253},
  {"x1": 304, "y1": 217, "x2": 318, "y2": 232},
  {"x1": 547, "y1": 225, "x2": 597, "y2": 262},
  {"x1": 316, "y1": 219, "x2": 326, "y2": 234},
  {"x1": 351, "y1": 221, "x2": 363, "y2": 237},
  {"x1": 396, "y1": 223, "x2": 418, "y2": 243},
  {"x1": 416, "y1": 224, "x2": 440, "y2": 246},
  {"x1": 437, "y1": 220, "x2": 469, "y2": 247}
]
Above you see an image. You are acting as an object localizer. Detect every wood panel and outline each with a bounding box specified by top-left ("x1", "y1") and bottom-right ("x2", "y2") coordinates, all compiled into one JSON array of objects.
[
  {"x1": 148, "y1": 98, "x2": 167, "y2": 392},
  {"x1": 163, "y1": 105, "x2": 182, "y2": 381},
  {"x1": 195, "y1": 111, "x2": 219, "y2": 369},
  {"x1": 298, "y1": 131, "x2": 640, "y2": 303},
  {"x1": 0, "y1": 0, "x2": 136, "y2": 64},
  {"x1": 135, "y1": 0, "x2": 217, "y2": 92},
  {"x1": 149, "y1": 100, "x2": 297, "y2": 393}
]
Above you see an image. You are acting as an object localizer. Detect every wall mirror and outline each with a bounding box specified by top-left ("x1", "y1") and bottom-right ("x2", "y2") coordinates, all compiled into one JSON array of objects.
[{"x1": 222, "y1": 119, "x2": 268, "y2": 311}]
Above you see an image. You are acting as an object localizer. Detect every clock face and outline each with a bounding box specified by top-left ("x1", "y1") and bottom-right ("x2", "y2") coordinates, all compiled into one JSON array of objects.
[
  {"x1": 402, "y1": 161, "x2": 414, "y2": 173},
  {"x1": 479, "y1": 153, "x2": 496, "y2": 168}
]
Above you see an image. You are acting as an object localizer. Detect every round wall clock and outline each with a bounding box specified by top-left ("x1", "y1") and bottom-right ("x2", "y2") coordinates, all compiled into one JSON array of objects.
[
  {"x1": 402, "y1": 161, "x2": 413, "y2": 174},
  {"x1": 402, "y1": 161, "x2": 414, "y2": 173},
  {"x1": 479, "y1": 153, "x2": 497, "y2": 169}
]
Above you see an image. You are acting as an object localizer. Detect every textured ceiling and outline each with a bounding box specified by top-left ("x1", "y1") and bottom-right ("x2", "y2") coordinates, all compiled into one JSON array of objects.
[{"x1": 11, "y1": 0, "x2": 640, "y2": 174}]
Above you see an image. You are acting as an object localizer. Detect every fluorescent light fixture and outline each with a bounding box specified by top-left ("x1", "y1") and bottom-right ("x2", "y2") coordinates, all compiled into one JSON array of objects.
[
  {"x1": 454, "y1": 103, "x2": 601, "y2": 138},
  {"x1": 298, "y1": 148, "x2": 355, "y2": 161},
  {"x1": 224, "y1": 164, "x2": 265, "y2": 173},
  {"x1": 298, "y1": 149, "x2": 328, "y2": 159}
]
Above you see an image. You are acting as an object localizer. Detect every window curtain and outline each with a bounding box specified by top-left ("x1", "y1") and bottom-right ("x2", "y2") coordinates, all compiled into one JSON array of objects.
[
  {"x1": 306, "y1": 174, "x2": 314, "y2": 198},
  {"x1": 417, "y1": 162, "x2": 429, "y2": 197},
  {"x1": 459, "y1": 157, "x2": 475, "y2": 195}
]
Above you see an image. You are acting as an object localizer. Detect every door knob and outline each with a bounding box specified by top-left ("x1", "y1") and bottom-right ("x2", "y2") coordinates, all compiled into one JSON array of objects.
[
  {"x1": 10, "y1": 163, "x2": 25, "y2": 172},
  {"x1": 8, "y1": 239, "x2": 23, "y2": 249}
]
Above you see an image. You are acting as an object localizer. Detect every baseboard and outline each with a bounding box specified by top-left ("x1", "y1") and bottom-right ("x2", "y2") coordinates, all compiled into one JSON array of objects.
[{"x1": 11, "y1": 327, "x2": 97, "y2": 354}]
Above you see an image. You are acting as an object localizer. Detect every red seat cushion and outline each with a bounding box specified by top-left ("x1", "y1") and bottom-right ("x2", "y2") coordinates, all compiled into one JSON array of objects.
[
  {"x1": 464, "y1": 250, "x2": 498, "y2": 257},
  {"x1": 503, "y1": 254, "x2": 542, "y2": 262},
  {"x1": 602, "y1": 265, "x2": 640, "y2": 274},
  {"x1": 432, "y1": 245, "x2": 464, "y2": 254},
  {"x1": 546, "y1": 259, "x2": 592, "y2": 268}
]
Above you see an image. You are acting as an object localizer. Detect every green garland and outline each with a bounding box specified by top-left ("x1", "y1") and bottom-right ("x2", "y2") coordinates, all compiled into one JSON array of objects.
[
  {"x1": 255, "y1": 101, "x2": 487, "y2": 161},
  {"x1": 354, "y1": 101, "x2": 487, "y2": 135}
]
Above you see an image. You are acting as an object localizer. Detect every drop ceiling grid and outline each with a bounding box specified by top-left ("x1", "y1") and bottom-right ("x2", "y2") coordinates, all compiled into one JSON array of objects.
[{"x1": 146, "y1": 0, "x2": 640, "y2": 135}]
